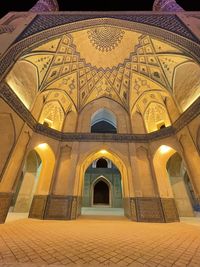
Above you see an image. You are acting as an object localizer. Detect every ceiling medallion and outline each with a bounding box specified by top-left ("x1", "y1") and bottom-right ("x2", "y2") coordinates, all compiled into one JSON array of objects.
[{"x1": 87, "y1": 27, "x2": 125, "y2": 52}]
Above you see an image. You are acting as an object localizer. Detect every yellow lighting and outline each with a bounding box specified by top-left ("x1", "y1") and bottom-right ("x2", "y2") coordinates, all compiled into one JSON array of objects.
[
  {"x1": 44, "y1": 118, "x2": 53, "y2": 124},
  {"x1": 159, "y1": 145, "x2": 171, "y2": 154},
  {"x1": 100, "y1": 149, "x2": 107, "y2": 155},
  {"x1": 37, "y1": 143, "x2": 48, "y2": 150}
]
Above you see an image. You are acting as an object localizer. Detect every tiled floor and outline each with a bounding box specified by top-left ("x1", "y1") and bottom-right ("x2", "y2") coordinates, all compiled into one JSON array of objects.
[{"x1": 1, "y1": 216, "x2": 200, "y2": 267}]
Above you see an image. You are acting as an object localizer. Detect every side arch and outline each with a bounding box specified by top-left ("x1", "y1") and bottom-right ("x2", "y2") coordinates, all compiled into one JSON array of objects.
[
  {"x1": 34, "y1": 143, "x2": 55, "y2": 195},
  {"x1": 12, "y1": 150, "x2": 42, "y2": 213},
  {"x1": 144, "y1": 102, "x2": 171, "y2": 133},
  {"x1": 173, "y1": 61, "x2": 200, "y2": 111},
  {"x1": 153, "y1": 145, "x2": 198, "y2": 218},
  {"x1": 27, "y1": 142, "x2": 56, "y2": 219},
  {"x1": 153, "y1": 145, "x2": 180, "y2": 198},
  {"x1": 5, "y1": 60, "x2": 38, "y2": 109},
  {"x1": 38, "y1": 100, "x2": 65, "y2": 131}
]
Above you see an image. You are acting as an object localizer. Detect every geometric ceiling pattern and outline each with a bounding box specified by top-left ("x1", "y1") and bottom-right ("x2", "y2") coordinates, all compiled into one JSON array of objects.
[{"x1": 17, "y1": 26, "x2": 193, "y2": 111}]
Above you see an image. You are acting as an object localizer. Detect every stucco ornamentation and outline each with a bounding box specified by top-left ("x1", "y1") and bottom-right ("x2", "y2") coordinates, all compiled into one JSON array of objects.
[{"x1": 87, "y1": 27, "x2": 125, "y2": 52}]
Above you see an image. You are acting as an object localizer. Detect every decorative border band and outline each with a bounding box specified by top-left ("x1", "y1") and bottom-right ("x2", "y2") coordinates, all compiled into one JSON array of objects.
[{"x1": 0, "y1": 83, "x2": 199, "y2": 143}]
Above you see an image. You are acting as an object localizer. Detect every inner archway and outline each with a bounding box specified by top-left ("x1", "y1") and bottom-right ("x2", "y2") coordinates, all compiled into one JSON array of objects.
[
  {"x1": 93, "y1": 178, "x2": 110, "y2": 205},
  {"x1": 81, "y1": 154, "x2": 125, "y2": 217},
  {"x1": 96, "y1": 158, "x2": 108, "y2": 168}
]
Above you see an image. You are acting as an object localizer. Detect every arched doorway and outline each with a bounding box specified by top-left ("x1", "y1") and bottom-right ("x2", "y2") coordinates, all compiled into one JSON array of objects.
[
  {"x1": 93, "y1": 178, "x2": 110, "y2": 205},
  {"x1": 6, "y1": 143, "x2": 55, "y2": 221},
  {"x1": 166, "y1": 152, "x2": 196, "y2": 217},
  {"x1": 153, "y1": 145, "x2": 197, "y2": 218},
  {"x1": 7, "y1": 150, "x2": 42, "y2": 220},
  {"x1": 81, "y1": 156, "x2": 124, "y2": 216}
]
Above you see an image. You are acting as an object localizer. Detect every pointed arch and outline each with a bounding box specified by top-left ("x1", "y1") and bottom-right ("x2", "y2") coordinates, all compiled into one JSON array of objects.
[
  {"x1": 75, "y1": 148, "x2": 130, "y2": 199},
  {"x1": 96, "y1": 158, "x2": 108, "y2": 168},
  {"x1": 12, "y1": 150, "x2": 42, "y2": 212},
  {"x1": 39, "y1": 100, "x2": 65, "y2": 131},
  {"x1": 166, "y1": 152, "x2": 195, "y2": 216},
  {"x1": 153, "y1": 145, "x2": 196, "y2": 216},
  {"x1": 173, "y1": 61, "x2": 200, "y2": 111},
  {"x1": 12, "y1": 142, "x2": 56, "y2": 212},
  {"x1": 5, "y1": 60, "x2": 38, "y2": 109},
  {"x1": 91, "y1": 108, "x2": 117, "y2": 133},
  {"x1": 92, "y1": 176, "x2": 112, "y2": 206},
  {"x1": 153, "y1": 145, "x2": 180, "y2": 198},
  {"x1": 34, "y1": 143, "x2": 55, "y2": 195},
  {"x1": 144, "y1": 102, "x2": 171, "y2": 133}
]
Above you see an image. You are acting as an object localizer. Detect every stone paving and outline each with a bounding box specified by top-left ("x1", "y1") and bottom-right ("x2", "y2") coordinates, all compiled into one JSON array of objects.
[{"x1": 0, "y1": 216, "x2": 200, "y2": 267}]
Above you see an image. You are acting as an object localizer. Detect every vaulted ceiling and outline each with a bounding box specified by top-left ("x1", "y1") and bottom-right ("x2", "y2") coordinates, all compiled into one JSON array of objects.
[{"x1": 5, "y1": 25, "x2": 200, "y2": 113}]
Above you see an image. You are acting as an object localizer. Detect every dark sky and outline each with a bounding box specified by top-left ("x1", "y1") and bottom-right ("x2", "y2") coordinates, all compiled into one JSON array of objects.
[{"x1": 1, "y1": 0, "x2": 200, "y2": 19}]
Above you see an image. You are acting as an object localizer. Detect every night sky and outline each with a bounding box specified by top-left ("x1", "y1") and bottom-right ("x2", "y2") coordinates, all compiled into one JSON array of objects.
[{"x1": 1, "y1": 0, "x2": 200, "y2": 18}]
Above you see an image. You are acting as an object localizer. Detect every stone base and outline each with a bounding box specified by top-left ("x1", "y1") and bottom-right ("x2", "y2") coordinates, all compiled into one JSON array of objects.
[
  {"x1": 124, "y1": 197, "x2": 179, "y2": 223},
  {"x1": 76, "y1": 196, "x2": 82, "y2": 217},
  {"x1": 29, "y1": 195, "x2": 48, "y2": 219},
  {"x1": 29, "y1": 195, "x2": 79, "y2": 220},
  {"x1": 0, "y1": 192, "x2": 13, "y2": 223},
  {"x1": 28, "y1": 195, "x2": 179, "y2": 223},
  {"x1": 161, "y1": 198, "x2": 179, "y2": 222},
  {"x1": 124, "y1": 197, "x2": 137, "y2": 221},
  {"x1": 44, "y1": 195, "x2": 79, "y2": 220},
  {"x1": 136, "y1": 197, "x2": 165, "y2": 222},
  {"x1": 0, "y1": 194, "x2": 179, "y2": 223}
]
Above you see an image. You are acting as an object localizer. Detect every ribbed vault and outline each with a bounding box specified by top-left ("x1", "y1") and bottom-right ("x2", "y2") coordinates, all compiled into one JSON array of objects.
[{"x1": 5, "y1": 24, "x2": 200, "y2": 117}]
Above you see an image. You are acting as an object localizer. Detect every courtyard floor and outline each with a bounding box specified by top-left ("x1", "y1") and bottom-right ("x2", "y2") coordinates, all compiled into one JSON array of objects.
[{"x1": 0, "y1": 215, "x2": 200, "y2": 267}]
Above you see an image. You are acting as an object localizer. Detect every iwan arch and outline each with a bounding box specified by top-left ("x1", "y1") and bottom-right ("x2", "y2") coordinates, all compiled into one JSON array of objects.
[{"x1": 0, "y1": 0, "x2": 200, "y2": 223}]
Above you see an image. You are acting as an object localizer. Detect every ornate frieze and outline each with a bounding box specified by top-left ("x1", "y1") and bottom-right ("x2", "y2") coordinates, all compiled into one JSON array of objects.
[
  {"x1": 1, "y1": 81, "x2": 199, "y2": 142},
  {"x1": 35, "y1": 124, "x2": 174, "y2": 142},
  {"x1": 17, "y1": 14, "x2": 197, "y2": 43}
]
